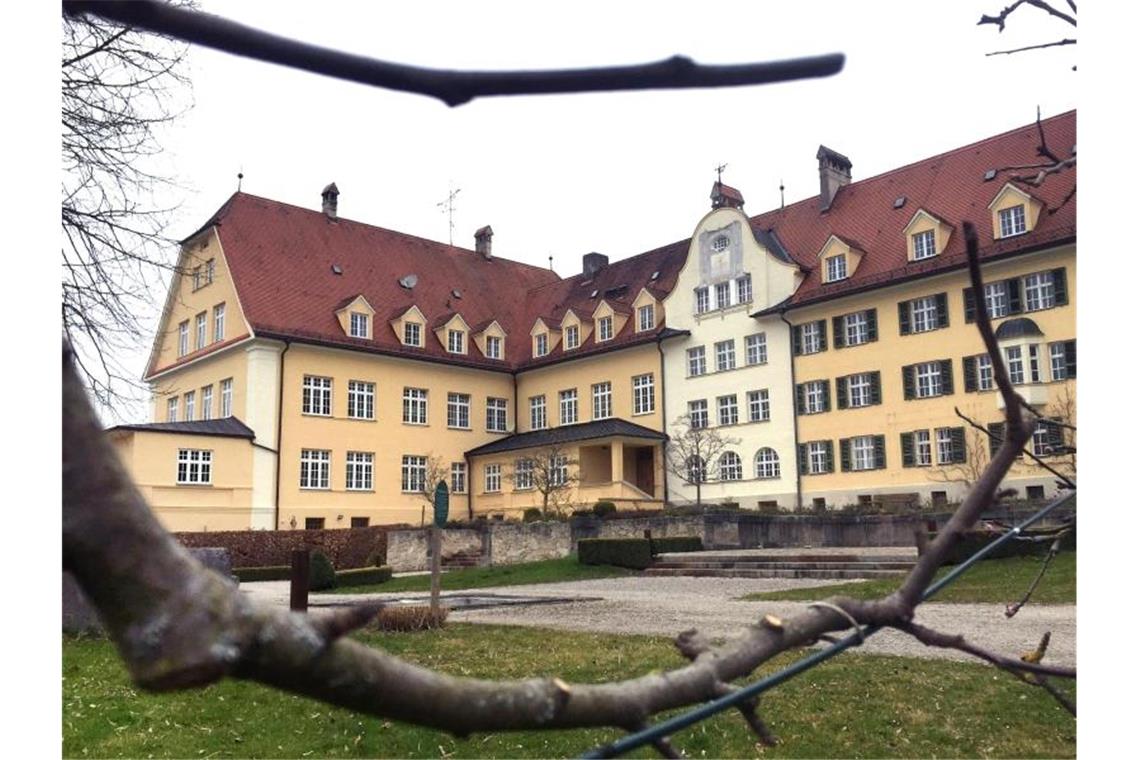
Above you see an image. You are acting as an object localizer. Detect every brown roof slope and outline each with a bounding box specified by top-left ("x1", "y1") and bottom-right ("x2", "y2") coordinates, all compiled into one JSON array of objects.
[
  {"x1": 209, "y1": 193, "x2": 560, "y2": 370},
  {"x1": 749, "y1": 110, "x2": 1076, "y2": 309}
]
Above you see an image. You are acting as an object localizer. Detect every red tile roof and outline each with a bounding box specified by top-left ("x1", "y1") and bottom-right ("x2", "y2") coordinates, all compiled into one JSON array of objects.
[{"x1": 750, "y1": 110, "x2": 1076, "y2": 311}]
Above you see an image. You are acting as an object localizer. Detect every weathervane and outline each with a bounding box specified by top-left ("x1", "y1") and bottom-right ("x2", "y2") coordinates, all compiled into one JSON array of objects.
[
  {"x1": 436, "y1": 184, "x2": 461, "y2": 245},
  {"x1": 780, "y1": 178, "x2": 785, "y2": 209},
  {"x1": 715, "y1": 163, "x2": 727, "y2": 185},
  {"x1": 237, "y1": 168, "x2": 244, "y2": 192}
]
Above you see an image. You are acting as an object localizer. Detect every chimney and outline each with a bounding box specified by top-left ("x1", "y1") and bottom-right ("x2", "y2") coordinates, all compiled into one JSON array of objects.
[
  {"x1": 816, "y1": 146, "x2": 852, "y2": 212},
  {"x1": 710, "y1": 181, "x2": 745, "y2": 210},
  {"x1": 321, "y1": 182, "x2": 339, "y2": 219},
  {"x1": 474, "y1": 225, "x2": 493, "y2": 259},
  {"x1": 583, "y1": 252, "x2": 608, "y2": 277}
]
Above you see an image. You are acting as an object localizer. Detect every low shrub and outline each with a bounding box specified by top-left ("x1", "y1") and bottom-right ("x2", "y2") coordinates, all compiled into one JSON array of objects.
[
  {"x1": 592, "y1": 501, "x2": 617, "y2": 518},
  {"x1": 650, "y1": 536, "x2": 702, "y2": 555},
  {"x1": 233, "y1": 565, "x2": 291, "y2": 583},
  {"x1": 335, "y1": 566, "x2": 393, "y2": 587},
  {"x1": 309, "y1": 551, "x2": 337, "y2": 591},
  {"x1": 939, "y1": 526, "x2": 1076, "y2": 565},
  {"x1": 522, "y1": 507, "x2": 544, "y2": 522},
  {"x1": 376, "y1": 604, "x2": 448, "y2": 632},
  {"x1": 578, "y1": 538, "x2": 653, "y2": 570}
]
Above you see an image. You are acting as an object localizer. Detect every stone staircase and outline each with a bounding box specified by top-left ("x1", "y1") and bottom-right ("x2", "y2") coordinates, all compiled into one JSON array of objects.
[
  {"x1": 645, "y1": 548, "x2": 917, "y2": 580},
  {"x1": 441, "y1": 550, "x2": 486, "y2": 570}
]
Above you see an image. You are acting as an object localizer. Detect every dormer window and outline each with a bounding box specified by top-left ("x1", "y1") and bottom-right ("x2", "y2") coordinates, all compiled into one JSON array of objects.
[
  {"x1": 565, "y1": 324, "x2": 580, "y2": 349},
  {"x1": 404, "y1": 321, "x2": 423, "y2": 347},
  {"x1": 598, "y1": 316, "x2": 614, "y2": 342},
  {"x1": 535, "y1": 333, "x2": 548, "y2": 357},
  {"x1": 486, "y1": 335, "x2": 502, "y2": 359},
  {"x1": 349, "y1": 312, "x2": 369, "y2": 338},
  {"x1": 999, "y1": 205, "x2": 1027, "y2": 238},
  {"x1": 637, "y1": 304, "x2": 654, "y2": 332},
  {"x1": 447, "y1": 329, "x2": 465, "y2": 354},
  {"x1": 912, "y1": 229, "x2": 936, "y2": 260},
  {"x1": 825, "y1": 254, "x2": 847, "y2": 282}
]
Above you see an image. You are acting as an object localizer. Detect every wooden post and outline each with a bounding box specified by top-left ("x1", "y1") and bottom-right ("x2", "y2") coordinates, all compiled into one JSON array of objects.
[
  {"x1": 429, "y1": 526, "x2": 442, "y2": 613},
  {"x1": 289, "y1": 549, "x2": 309, "y2": 612}
]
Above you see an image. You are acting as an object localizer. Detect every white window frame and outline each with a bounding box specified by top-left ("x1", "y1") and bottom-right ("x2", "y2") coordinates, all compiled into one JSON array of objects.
[
  {"x1": 176, "y1": 449, "x2": 212, "y2": 485},
  {"x1": 447, "y1": 329, "x2": 465, "y2": 354},
  {"x1": 534, "y1": 333, "x2": 549, "y2": 357},
  {"x1": 302, "y1": 375, "x2": 332, "y2": 416},
  {"x1": 694, "y1": 287, "x2": 710, "y2": 315},
  {"x1": 485, "y1": 335, "x2": 502, "y2": 360},
  {"x1": 403, "y1": 387, "x2": 428, "y2": 424},
  {"x1": 825, "y1": 254, "x2": 847, "y2": 282},
  {"x1": 1023, "y1": 271, "x2": 1056, "y2": 312},
  {"x1": 747, "y1": 389, "x2": 769, "y2": 422},
  {"x1": 1005, "y1": 346, "x2": 1025, "y2": 385},
  {"x1": 736, "y1": 274, "x2": 753, "y2": 304},
  {"x1": 178, "y1": 321, "x2": 189, "y2": 357},
  {"x1": 220, "y1": 378, "x2": 233, "y2": 417},
  {"x1": 717, "y1": 394, "x2": 738, "y2": 426},
  {"x1": 637, "y1": 304, "x2": 655, "y2": 332},
  {"x1": 807, "y1": 441, "x2": 829, "y2": 474},
  {"x1": 530, "y1": 395, "x2": 547, "y2": 430},
  {"x1": 745, "y1": 333, "x2": 767, "y2": 365},
  {"x1": 550, "y1": 456, "x2": 569, "y2": 487},
  {"x1": 800, "y1": 322, "x2": 822, "y2": 354},
  {"x1": 559, "y1": 389, "x2": 578, "y2": 426},
  {"x1": 687, "y1": 346, "x2": 707, "y2": 377},
  {"x1": 200, "y1": 385, "x2": 213, "y2": 420},
  {"x1": 184, "y1": 391, "x2": 195, "y2": 422},
  {"x1": 346, "y1": 451, "x2": 374, "y2": 491},
  {"x1": 1028, "y1": 343, "x2": 1042, "y2": 383},
  {"x1": 592, "y1": 382, "x2": 612, "y2": 420},
  {"x1": 915, "y1": 361, "x2": 943, "y2": 398},
  {"x1": 910, "y1": 296, "x2": 938, "y2": 333},
  {"x1": 350, "y1": 312, "x2": 369, "y2": 338},
  {"x1": 848, "y1": 373, "x2": 873, "y2": 408},
  {"x1": 913, "y1": 229, "x2": 937, "y2": 260},
  {"x1": 195, "y1": 312, "x2": 207, "y2": 350},
  {"x1": 514, "y1": 458, "x2": 535, "y2": 490},
  {"x1": 300, "y1": 449, "x2": 331, "y2": 490},
  {"x1": 851, "y1": 435, "x2": 875, "y2": 471},
  {"x1": 845, "y1": 312, "x2": 869, "y2": 346},
  {"x1": 632, "y1": 374, "x2": 654, "y2": 415},
  {"x1": 486, "y1": 397, "x2": 508, "y2": 432},
  {"x1": 714, "y1": 340, "x2": 736, "y2": 372},
  {"x1": 976, "y1": 354, "x2": 994, "y2": 391},
  {"x1": 450, "y1": 462, "x2": 467, "y2": 494},
  {"x1": 213, "y1": 303, "x2": 226, "y2": 343},
  {"x1": 205, "y1": 258, "x2": 215, "y2": 285},
  {"x1": 983, "y1": 282, "x2": 1009, "y2": 318},
  {"x1": 755, "y1": 448, "x2": 780, "y2": 480},
  {"x1": 347, "y1": 380, "x2": 375, "y2": 420},
  {"x1": 999, "y1": 205, "x2": 1026, "y2": 238},
  {"x1": 935, "y1": 428, "x2": 954, "y2": 465},
  {"x1": 688, "y1": 399, "x2": 708, "y2": 429},
  {"x1": 447, "y1": 392, "x2": 471, "y2": 429},
  {"x1": 401, "y1": 455, "x2": 427, "y2": 493},
  {"x1": 914, "y1": 429, "x2": 932, "y2": 466},
  {"x1": 598, "y1": 316, "x2": 614, "y2": 342},
  {"x1": 1050, "y1": 342, "x2": 1068, "y2": 381},
  {"x1": 484, "y1": 463, "x2": 501, "y2": 493},
  {"x1": 719, "y1": 451, "x2": 742, "y2": 481},
  {"x1": 805, "y1": 380, "x2": 826, "y2": 414},
  {"x1": 714, "y1": 281, "x2": 731, "y2": 309},
  {"x1": 404, "y1": 321, "x2": 423, "y2": 347},
  {"x1": 564, "y1": 324, "x2": 580, "y2": 349}
]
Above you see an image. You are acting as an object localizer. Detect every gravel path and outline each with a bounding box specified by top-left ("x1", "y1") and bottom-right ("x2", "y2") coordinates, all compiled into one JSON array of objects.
[{"x1": 242, "y1": 575, "x2": 1074, "y2": 667}]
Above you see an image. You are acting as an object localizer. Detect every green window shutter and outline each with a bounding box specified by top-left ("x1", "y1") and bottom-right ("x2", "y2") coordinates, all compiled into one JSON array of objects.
[
  {"x1": 902, "y1": 364, "x2": 916, "y2": 400},
  {"x1": 963, "y1": 356, "x2": 977, "y2": 392},
  {"x1": 900, "y1": 432, "x2": 915, "y2": 468},
  {"x1": 963, "y1": 287, "x2": 976, "y2": 323},
  {"x1": 987, "y1": 422, "x2": 1004, "y2": 458},
  {"x1": 832, "y1": 316, "x2": 846, "y2": 348},
  {"x1": 825, "y1": 440, "x2": 835, "y2": 473},
  {"x1": 817, "y1": 320, "x2": 828, "y2": 351},
  {"x1": 935, "y1": 293, "x2": 949, "y2": 328},
  {"x1": 1065, "y1": 340, "x2": 1077, "y2": 378},
  {"x1": 798, "y1": 444, "x2": 808, "y2": 476},
  {"x1": 950, "y1": 427, "x2": 966, "y2": 463},
  {"x1": 822, "y1": 380, "x2": 831, "y2": 412},
  {"x1": 870, "y1": 372, "x2": 882, "y2": 405},
  {"x1": 792, "y1": 325, "x2": 802, "y2": 355},
  {"x1": 1007, "y1": 278, "x2": 1023, "y2": 314},
  {"x1": 873, "y1": 435, "x2": 886, "y2": 469},
  {"x1": 866, "y1": 309, "x2": 878, "y2": 341},
  {"x1": 1048, "y1": 420, "x2": 1066, "y2": 450},
  {"x1": 836, "y1": 376, "x2": 849, "y2": 410},
  {"x1": 839, "y1": 438, "x2": 851, "y2": 472},
  {"x1": 898, "y1": 301, "x2": 911, "y2": 335},
  {"x1": 940, "y1": 359, "x2": 954, "y2": 395},
  {"x1": 1052, "y1": 268, "x2": 1068, "y2": 306},
  {"x1": 795, "y1": 383, "x2": 806, "y2": 415}
]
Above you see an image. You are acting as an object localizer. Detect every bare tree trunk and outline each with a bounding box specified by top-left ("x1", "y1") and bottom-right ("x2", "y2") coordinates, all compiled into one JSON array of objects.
[{"x1": 429, "y1": 526, "x2": 442, "y2": 613}]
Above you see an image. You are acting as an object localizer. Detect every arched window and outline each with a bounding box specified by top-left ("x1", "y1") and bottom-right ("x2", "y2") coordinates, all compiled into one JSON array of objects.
[
  {"x1": 755, "y1": 448, "x2": 781, "y2": 479},
  {"x1": 719, "y1": 451, "x2": 742, "y2": 481},
  {"x1": 686, "y1": 455, "x2": 706, "y2": 484}
]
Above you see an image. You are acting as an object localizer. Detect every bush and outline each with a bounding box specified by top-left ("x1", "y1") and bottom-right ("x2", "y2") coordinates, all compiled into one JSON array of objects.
[
  {"x1": 376, "y1": 605, "x2": 448, "y2": 632},
  {"x1": 650, "y1": 536, "x2": 702, "y2": 555},
  {"x1": 522, "y1": 507, "x2": 544, "y2": 522},
  {"x1": 592, "y1": 501, "x2": 617, "y2": 518},
  {"x1": 939, "y1": 527, "x2": 1076, "y2": 565},
  {"x1": 309, "y1": 551, "x2": 337, "y2": 591},
  {"x1": 233, "y1": 565, "x2": 291, "y2": 583},
  {"x1": 578, "y1": 538, "x2": 653, "y2": 570},
  {"x1": 335, "y1": 566, "x2": 393, "y2": 587}
]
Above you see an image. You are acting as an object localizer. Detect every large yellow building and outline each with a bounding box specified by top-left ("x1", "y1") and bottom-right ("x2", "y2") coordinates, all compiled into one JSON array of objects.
[{"x1": 108, "y1": 112, "x2": 1076, "y2": 530}]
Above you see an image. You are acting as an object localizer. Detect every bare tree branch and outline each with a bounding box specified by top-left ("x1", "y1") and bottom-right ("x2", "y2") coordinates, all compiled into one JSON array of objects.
[
  {"x1": 898, "y1": 621, "x2": 1074, "y2": 679},
  {"x1": 978, "y1": 0, "x2": 1077, "y2": 31},
  {"x1": 985, "y1": 38, "x2": 1076, "y2": 56},
  {"x1": 63, "y1": 0, "x2": 843, "y2": 108},
  {"x1": 1005, "y1": 532, "x2": 1070, "y2": 618}
]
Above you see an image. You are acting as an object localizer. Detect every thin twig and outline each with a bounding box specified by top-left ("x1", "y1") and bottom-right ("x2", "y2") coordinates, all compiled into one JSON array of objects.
[
  {"x1": 986, "y1": 38, "x2": 1076, "y2": 56},
  {"x1": 1005, "y1": 533, "x2": 1069, "y2": 617}
]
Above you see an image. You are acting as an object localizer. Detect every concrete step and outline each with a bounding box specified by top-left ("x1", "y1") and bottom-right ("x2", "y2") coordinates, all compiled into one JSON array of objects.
[
  {"x1": 643, "y1": 567, "x2": 907, "y2": 580},
  {"x1": 658, "y1": 553, "x2": 914, "y2": 564},
  {"x1": 651, "y1": 560, "x2": 916, "y2": 572}
]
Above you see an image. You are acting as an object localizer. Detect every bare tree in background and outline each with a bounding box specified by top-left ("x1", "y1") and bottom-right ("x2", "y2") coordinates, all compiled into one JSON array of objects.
[
  {"x1": 509, "y1": 444, "x2": 580, "y2": 518},
  {"x1": 928, "y1": 428, "x2": 990, "y2": 493},
  {"x1": 665, "y1": 414, "x2": 740, "y2": 509},
  {"x1": 414, "y1": 455, "x2": 450, "y2": 527},
  {"x1": 978, "y1": 0, "x2": 1076, "y2": 62},
  {"x1": 62, "y1": 5, "x2": 192, "y2": 415}
]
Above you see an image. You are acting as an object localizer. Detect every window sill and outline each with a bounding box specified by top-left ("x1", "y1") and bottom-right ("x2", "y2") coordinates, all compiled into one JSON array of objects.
[
  {"x1": 403, "y1": 421, "x2": 429, "y2": 426},
  {"x1": 447, "y1": 426, "x2": 473, "y2": 431},
  {"x1": 300, "y1": 486, "x2": 332, "y2": 491},
  {"x1": 346, "y1": 489, "x2": 376, "y2": 493},
  {"x1": 301, "y1": 412, "x2": 333, "y2": 418},
  {"x1": 175, "y1": 483, "x2": 213, "y2": 487},
  {"x1": 632, "y1": 410, "x2": 655, "y2": 417}
]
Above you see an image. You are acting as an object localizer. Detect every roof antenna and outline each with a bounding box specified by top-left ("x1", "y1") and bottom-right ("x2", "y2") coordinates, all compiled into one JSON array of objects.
[
  {"x1": 436, "y1": 183, "x2": 461, "y2": 246},
  {"x1": 779, "y1": 178, "x2": 785, "y2": 210},
  {"x1": 237, "y1": 168, "x2": 244, "y2": 192},
  {"x1": 715, "y1": 162, "x2": 727, "y2": 186},
  {"x1": 548, "y1": 254, "x2": 554, "y2": 271}
]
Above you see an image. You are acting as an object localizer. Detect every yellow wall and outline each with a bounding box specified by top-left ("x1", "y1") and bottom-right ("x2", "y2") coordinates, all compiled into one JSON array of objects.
[
  {"x1": 109, "y1": 429, "x2": 255, "y2": 532},
  {"x1": 277, "y1": 343, "x2": 514, "y2": 528},
  {"x1": 150, "y1": 228, "x2": 248, "y2": 374},
  {"x1": 150, "y1": 344, "x2": 250, "y2": 423},
  {"x1": 515, "y1": 343, "x2": 664, "y2": 433},
  {"x1": 790, "y1": 244, "x2": 1075, "y2": 504}
]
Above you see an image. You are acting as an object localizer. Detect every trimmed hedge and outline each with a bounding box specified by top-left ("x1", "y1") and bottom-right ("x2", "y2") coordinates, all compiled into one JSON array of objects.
[
  {"x1": 578, "y1": 538, "x2": 653, "y2": 570},
  {"x1": 592, "y1": 501, "x2": 617, "y2": 518},
  {"x1": 336, "y1": 566, "x2": 393, "y2": 587},
  {"x1": 176, "y1": 525, "x2": 401, "y2": 569},
  {"x1": 650, "y1": 536, "x2": 703, "y2": 554},
  {"x1": 939, "y1": 526, "x2": 1075, "y2": 565},
  {"x1": 233, "y1": 565, "x2": 291, "y2": 582}
]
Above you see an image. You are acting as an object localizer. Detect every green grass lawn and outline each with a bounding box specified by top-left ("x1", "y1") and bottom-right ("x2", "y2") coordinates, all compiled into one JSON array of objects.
[
  {"x1": 739, "y1": 551, "x2": 1076, "y2": 604},
  {"x1": 326, "y1": 555, "x2": 632, "y2": 594},
  {"x1": 63, "y1": 624, "x2": 1074, "y2": 758}
]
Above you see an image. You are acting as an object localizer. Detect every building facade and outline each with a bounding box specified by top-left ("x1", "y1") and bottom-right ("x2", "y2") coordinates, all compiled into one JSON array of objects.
[{"x1": 108, "y1": 112, "x2": 1076, "y2": 531}]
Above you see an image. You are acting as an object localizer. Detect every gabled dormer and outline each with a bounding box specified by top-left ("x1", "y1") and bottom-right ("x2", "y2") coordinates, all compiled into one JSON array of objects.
[
  {"x1": 632, "y1": 287, "x2": 660, "y2": 332},
  {"x1": 559, "y1": 308, "x2": 592, "y2": 351},
  {"x1": 335, "y1": 295, "x2": 376, "y2": 340},
  {"x1": 472, "y1": 319, "x2": 506, "y2": 360},
  {"x1": 390, "y1": 305, "x2": 427, "y2": 348},
  {"x1": 903, "y1": 209, "x2": 953, "y2": 262},
  {"x1": 988, "y1": 182, "x2": 1043, "y2": 240},
  {"x1": 433, "y1": 312, "x2": 471, "y2": 355},
  {"x1": 530, "y1": 317, "x2": 559, "y2": 358},
  {"x1": 591, "y1": 300, "x2": 628, "y2": 343},
  {"x1": 817, "y1": 235, "x2": 864, "y2": 284}
]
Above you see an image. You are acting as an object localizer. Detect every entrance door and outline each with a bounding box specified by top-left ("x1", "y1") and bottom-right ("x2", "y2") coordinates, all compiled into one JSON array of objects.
[{"x1": 634, "y1": 447, "x2": 655, "y2": 495}]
